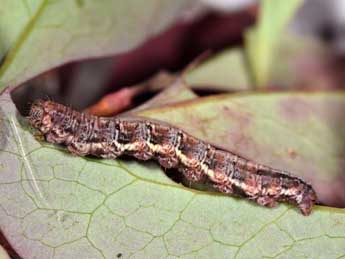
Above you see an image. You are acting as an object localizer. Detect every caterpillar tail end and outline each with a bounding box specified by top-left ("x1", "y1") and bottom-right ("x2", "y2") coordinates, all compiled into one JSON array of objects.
[{"x1": 298, "y1": 188, "x2": 318, "y2": 216}]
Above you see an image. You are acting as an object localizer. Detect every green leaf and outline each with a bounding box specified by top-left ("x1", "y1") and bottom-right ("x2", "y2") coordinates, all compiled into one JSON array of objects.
[
  {"x1": 0, "y1": 0, "x2": 42, "y2": 61},
  {"x1": 268, "y1": 34, "x2": 336, "y2": 90},
  {"x1": 1, "y1": 88, "x2": 345, "y2": 258},
  {"x1": 245, "y1": 0, "x2": 303, "y2": 88},
  {"x1": 0, "y1": 0, "x2": 193, "y2": 89},
  {"x1": 185, "y1": 48, "x2": 251, "y2": 92},
  {"x1": 128, "y1": 77, "x2": 197, "y2": 114}
]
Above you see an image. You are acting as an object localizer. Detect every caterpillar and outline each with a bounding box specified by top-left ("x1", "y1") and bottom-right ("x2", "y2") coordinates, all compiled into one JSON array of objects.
[{"x1": 28, "y1": 100, "x2": 317, "y2": 215}]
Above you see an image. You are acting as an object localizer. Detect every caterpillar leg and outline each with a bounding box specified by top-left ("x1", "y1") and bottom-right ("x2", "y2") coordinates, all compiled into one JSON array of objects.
[
  {"x1": 213, "y1": 181, "x2": 234, "y2": 194},
  {"x1": 154, "y1": 143, "x2": 179, "y2": 169},
  {"x1": 128, "y1": 141, "x2": 154, "y2": 160},
  {"x1": 297, "y1": 188, "x2": 317, "y2": 216},
  {"x1": 180, "y1": 167, "x2": 205, "y2": 183},
  {"x1": 67, "y1": 142, "x2": 91, "y2": 156},
  {"x1": 256, "y1": 196, "x2": 278, "y2": 208},
  {"x1": 34, "y1": 131, "x2": 45, "y2": 142}
]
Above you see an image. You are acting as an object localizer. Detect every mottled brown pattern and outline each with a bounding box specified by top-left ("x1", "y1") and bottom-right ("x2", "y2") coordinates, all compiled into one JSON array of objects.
[{"x1": 28, "y1": 100, "x2": 317, "y2": 215}]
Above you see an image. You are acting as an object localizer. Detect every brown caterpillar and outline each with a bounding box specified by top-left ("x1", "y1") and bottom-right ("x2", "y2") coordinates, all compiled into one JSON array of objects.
[{"x1": 28, "y1": 100, "x2": 317, "y2": 215}]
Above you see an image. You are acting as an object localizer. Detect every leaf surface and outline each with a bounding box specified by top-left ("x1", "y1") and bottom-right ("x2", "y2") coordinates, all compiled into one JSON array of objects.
[
  {"x1": 0, "y1": 89, "x2": 345, "y2": 258},
  {"x1": 0, "y1": 0, "x2": 41, "y2": 61},
  {"x1": 185, "y1": 48, "x2": 251, "y2": 91},
  {"x1": 0, "y1": 0, "x2": 194, "y2": 89}
]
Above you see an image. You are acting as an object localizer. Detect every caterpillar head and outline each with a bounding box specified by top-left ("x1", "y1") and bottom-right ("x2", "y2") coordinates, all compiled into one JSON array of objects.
[{"x1": 28, "y1": 100, "x2": 57, "y2": 134}]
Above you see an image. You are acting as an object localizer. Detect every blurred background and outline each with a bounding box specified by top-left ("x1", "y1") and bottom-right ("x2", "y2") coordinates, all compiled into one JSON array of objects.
[{"x1": 11, "y1": 0, "x2": 345, "y2": 113}]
